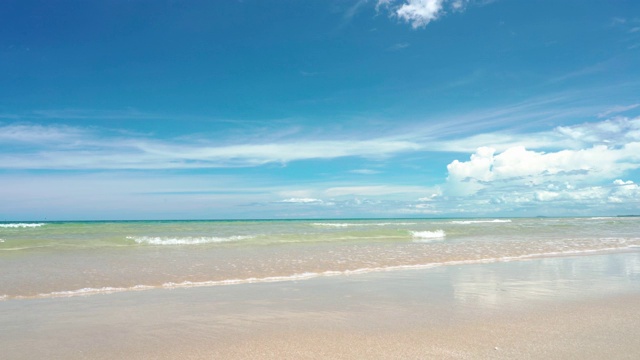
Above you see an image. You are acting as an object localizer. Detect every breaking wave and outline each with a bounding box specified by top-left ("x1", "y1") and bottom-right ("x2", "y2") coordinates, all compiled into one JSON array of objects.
[
  {"x1": 410, "y1": 230, "x2": 446, "y2": 242},
  {"x1": 127, "y1": 235, "x2": 255, "y2": 245},
  {"x1": 0, "y1": 223, "x2": 46, "y2": 228}
]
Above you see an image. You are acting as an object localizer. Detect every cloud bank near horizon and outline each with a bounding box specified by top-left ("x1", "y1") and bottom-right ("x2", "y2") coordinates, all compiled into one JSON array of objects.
[{"x1": 3, "y1": 112, "x2": 640, "y2": 218}]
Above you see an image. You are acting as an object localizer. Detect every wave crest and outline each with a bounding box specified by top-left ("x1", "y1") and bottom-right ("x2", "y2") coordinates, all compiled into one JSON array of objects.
[
  {"x1": 0, "y1": 223, "x2": 46, "y2": 228},
  {"x1": 127, "y1": 235, "x2": 254, "y2": 245},
  {"x1": 410, "y1": 230, "x2": 446, "y2": 242}
]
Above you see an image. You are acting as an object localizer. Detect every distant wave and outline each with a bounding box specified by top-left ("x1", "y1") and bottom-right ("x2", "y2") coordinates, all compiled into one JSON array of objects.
[
  {"x1": 0, "y1": 223, "x2": 46, "y2": 228},
  {"x1": 312, "y1": 222, "x2": 416, "y2": 227},
  {"x1": 410, "y1": 230, "x2": 446, "y2": 242},
  {"x1": 127, "y1": 235, "x2": 254, "y2": 245},
  {"x1": 450, "y1": 219, "x2": 512, "y2": 224},
  {"x1": 7, "y1": 245, "x2": 637, "y2": 301}
]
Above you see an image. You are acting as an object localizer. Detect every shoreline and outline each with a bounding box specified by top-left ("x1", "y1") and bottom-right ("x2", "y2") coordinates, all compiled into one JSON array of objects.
[
  {"x1": 3, "y1": 247, "x2": 638, "y2": 301},
  {"x1": 1, "y1": 251, "x2": 639, "y2": 359}
]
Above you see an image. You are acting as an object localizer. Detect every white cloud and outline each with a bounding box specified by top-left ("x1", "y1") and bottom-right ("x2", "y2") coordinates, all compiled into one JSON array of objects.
[
  {"x1": 388, "y1": 42, "x2": 410, "y2": 51},
  {"x1": 344, "y1": 0, "x2": 369, "y2": 20},
  {"x1": 443, "y1": 139, "x2": 640, "y2": 214},
  {"x1": 433, "y1": 116, "x2": 640, "y2": 153},
  {"x1": 555, "y1": 116, "x2": 640, "y2": 145},
  {"x1": 446, "y1": 144, "x2": 640, "y2": 196},
  {"x1": 378, "y1": 0, "x2": 486, "y2": 29},
  {"x1": 396, "y1": 0, "x2": 444, "y2": 28},
  {"x1": 325, "y1": 185, "x2": 433, "y2": 197},
  {"x1": 510, "y1": 180, "x2": 640, "y2": 206},
  {"x1": 280, "y1": 198, "x2": 324, "y2": 204},
  {"x1": 597, "y1": 104, "x2": 639, "y2": 118},
  {"x1": 0, "y1": 124, "x2": 423, "y2": 170},
  {"x1": 0, "y1": 124, "x2": 88, "y2": 143},
  {"x1": 451, "y1": 0, "x2": 470, "y2": 11},
  {"x1": 418, "y1": 193, "x2": 441, "y2": 201},
  {"x1": 350, "y1": 169, "x2": 381, "y2": 175},
  {"x1": 608, "y1": 179, "x2": 640, "y2": 203}
]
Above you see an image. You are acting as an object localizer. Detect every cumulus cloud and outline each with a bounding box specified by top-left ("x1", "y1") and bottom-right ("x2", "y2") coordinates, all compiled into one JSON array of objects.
[
  {"x1": 444, "y1": 136, "x2": 640, "y2": 213},
  {"x1": 446, "y1": 144, "x2": 640, "y2": 196},
  {"x1": 608, "y1": 179, "x2": 640, "y2": 203},
  {"x1": 378, "y1": 0, "x2": 482, "y2": 28},
  {"x1": 528, "y1": 180, "x2": 640, "y2": 206},
  {"x1": 396, "y1": 0, "x2": 444, "y2": 28},
  {"x1": 443, "y1": 129, "x2": 640, "y2": 214}
]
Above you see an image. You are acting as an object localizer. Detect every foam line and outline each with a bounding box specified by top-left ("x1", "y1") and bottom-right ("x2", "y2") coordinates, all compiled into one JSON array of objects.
[
  {"x1": 0, "y1": 223, "x2": 46, "y2": 228},
  {"x1": 4, "y1": 245, "x2": 637, "y2": 301},
  {"x1": 450, "y1": 219, "x2": 512, "y2": 224}
]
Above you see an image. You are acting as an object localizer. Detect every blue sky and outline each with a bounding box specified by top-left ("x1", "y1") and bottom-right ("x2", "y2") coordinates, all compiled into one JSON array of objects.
[{"x1": 1, "y1": 0, "x2": 640, "y2": 220}]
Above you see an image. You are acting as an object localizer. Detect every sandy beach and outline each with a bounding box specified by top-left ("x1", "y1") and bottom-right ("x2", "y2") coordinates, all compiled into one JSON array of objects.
[
  {"x1": 4, "y1": 0, "x2": 640, "y2": 358},
  {"x1": 2, "y1": 251, "x2": 639, "y2": 359}
]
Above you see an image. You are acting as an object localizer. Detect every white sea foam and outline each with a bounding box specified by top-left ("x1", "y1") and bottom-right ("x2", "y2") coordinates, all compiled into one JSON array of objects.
[
  {"x1": 450, "y1": 219, "x2": 512, "y2": 224},
  {"x1": 5, "y1": 245, "x2": 638, "y2": 301},
  {"x1": 312, "y1": 222, "x2": 416, "y2": 227},
  {"x1": 127, "y1": 235, "x2": 254, "y2": 245},
  {"x1": 26, "y1": 285, "x2": 155, "y2": 299},
  {"x1": 411, "y1": 230, "x2": 446, "y2": 242},
  {"x1": 0, "y1": 223, "x2": 46, "y2": 228}
]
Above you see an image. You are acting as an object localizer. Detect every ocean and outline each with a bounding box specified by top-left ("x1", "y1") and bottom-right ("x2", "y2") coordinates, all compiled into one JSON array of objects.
[{"x1": 1, "y1": 217, "x2": 639, "y2": 301}]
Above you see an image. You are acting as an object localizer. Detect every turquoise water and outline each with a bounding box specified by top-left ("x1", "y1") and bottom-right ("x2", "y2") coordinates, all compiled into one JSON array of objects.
[{"x1": 1, "y1": 217, "x2": 639, "y2": 299}]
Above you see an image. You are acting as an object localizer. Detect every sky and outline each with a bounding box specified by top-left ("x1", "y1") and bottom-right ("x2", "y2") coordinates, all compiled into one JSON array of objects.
[{"x1": 1, "y1": 0, "x2": 640, "y2": 220}]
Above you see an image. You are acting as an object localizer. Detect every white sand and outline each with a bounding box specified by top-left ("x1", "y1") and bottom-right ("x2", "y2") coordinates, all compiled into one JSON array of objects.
[{"x1": 2, "y1": 252, "x2": 639, "y2": 359}]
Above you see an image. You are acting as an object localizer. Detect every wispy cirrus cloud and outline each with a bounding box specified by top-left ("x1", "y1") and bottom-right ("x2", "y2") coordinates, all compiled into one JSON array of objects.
[
  {"x1": 2, "y1": 103, "x2": 639, "y2": 171},
  {"x1": 350, "y1": 169, "x2": 381, "y2": 175},
  {"x1": 0, "y1": 123, "x2": 89, "y2": 143},
  {"x1": 597, "y1": 104, "x2": 639, "y2": 118},
  {"x1": 0, "y1": 123, "x2": 423, "y2": 169},
  {"x1": 279, "y1": 198, "x2": 324, "y2": 204},
  {"x1": 387, "y1": 42, "x2": 410, "y2": 51}
]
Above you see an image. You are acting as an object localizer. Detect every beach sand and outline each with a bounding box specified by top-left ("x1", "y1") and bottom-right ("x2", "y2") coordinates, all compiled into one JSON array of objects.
[{"x1": 2, "y1": 252, "x2": 639, "y2": 359}]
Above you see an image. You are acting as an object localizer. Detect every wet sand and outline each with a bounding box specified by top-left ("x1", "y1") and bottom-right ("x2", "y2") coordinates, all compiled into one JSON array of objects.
[{"x1": 1, "y1": 252, "x2": 639, "y2": 359}]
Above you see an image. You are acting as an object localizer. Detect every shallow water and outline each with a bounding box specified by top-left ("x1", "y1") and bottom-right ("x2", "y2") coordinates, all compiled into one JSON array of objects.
[{"x1": 1, "y1": 217, "x2": 639, "y2": 299}]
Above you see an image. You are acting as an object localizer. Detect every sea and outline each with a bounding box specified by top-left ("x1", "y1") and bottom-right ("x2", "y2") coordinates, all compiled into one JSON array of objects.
[{"x1": 2, "y1": 217, "x2": 640, "y2": 301}]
